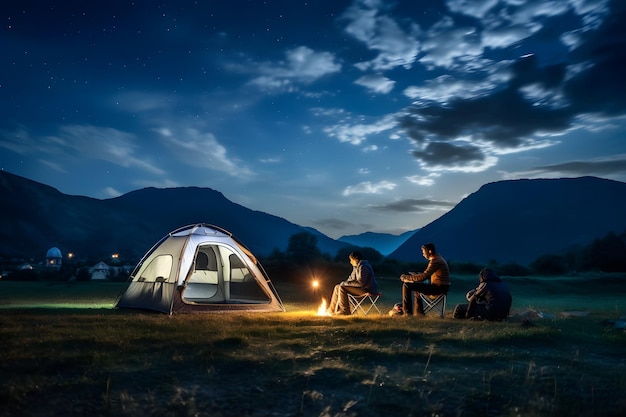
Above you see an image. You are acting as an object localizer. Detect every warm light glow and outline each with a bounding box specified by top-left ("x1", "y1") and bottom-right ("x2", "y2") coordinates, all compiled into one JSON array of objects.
[
  {"x1": 111, "y1": 253, "x2": 119, "y2": 259},
  {"x1": 312, "y1": 279, "x2": 319, "y2": 289},
  {"x1": 317, "y1": 298, "x2": 331, "y2": 316}
]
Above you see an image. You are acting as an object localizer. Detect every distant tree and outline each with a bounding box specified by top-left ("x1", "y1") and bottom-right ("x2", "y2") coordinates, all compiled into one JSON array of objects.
[
  {"x1": 577, "y1": 231, "x2": 626, "y2": 272},
  {"x1": 495, "y1": 262, "x2": 531, "y2": 277},
  {"x1": 375, "y1": 257, "x2": 407, "y2": 278},
  {"x1": 262, "y1": 248, "x2": 287, "y2": 265},
  {"x1": 6, "y1": 268, "x2": 39, "y2": 281},
  {"x1": 334, "y1": 246, "x2": 357, "y2": 263},
  {"x1": 334, "y1": 246, "x2": 383, "y2": 265},
  {"x1": 562, "y1": 245, "x2": 583, "y2": 272},
  {"x1": 449, "y1": 262, "x2": 483, "y2": 275},
  {"x1": 286, "y1": 232, "x2": 322, "y2": 264},
  {"x1": 530, "y1": 254, "x2": 569, "y2": 275},
  {"x1": 76, "y1": 267, "x2": 92, "y2": 282}
]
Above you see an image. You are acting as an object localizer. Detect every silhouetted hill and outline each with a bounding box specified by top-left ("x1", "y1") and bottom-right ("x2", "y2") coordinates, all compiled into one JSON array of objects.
[
  {"x1": 389, "y1": 177, "x2": 626, "y2": 265},
  {"x1": 0, "y1": 171, "x2": 348, "y2": 261},
  {"x1": 4, "y1": 172, "x2": 625, "y2": 266},
  {"x1": 338, "y1": 230, "x2": 417, "y2": 255}
]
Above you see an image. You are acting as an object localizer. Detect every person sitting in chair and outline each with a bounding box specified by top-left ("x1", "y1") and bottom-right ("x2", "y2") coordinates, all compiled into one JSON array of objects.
[
  {"x1": 453, "y1": 268, "x2": 512, "y2": 321},
  {"x1": 400, "y1": 243, "x2": 450, "y2": 316},
  {"x1": 326, "y1": 251, "x2": 378, "y2": 315}
]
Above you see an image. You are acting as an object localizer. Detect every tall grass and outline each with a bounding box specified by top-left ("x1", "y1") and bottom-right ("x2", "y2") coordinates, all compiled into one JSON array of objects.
[{"x1": 0, "y1": 275, "x2": 625, "y2": 416}]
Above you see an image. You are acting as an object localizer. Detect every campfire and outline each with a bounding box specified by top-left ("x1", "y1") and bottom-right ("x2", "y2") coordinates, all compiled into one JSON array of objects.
[
  {"x1": 317, "y1": 298, "x2": 331, "y2": 316},
  {"x1": 312, "y1": 279, "x2": 330, "y2": 316}
]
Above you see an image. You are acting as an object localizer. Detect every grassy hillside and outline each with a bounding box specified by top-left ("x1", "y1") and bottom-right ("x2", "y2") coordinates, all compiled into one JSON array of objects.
[{"x1": 1, "y1": 276, "x2": 625, "y2": 417}]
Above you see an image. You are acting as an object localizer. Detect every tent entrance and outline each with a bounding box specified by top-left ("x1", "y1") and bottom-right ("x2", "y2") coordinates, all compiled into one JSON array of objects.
[{"x1": 182, "y1": 244, "x2": 271, "y2": 305}]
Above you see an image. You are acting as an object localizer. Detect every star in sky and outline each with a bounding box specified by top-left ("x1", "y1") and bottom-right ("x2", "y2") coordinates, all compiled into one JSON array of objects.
[{"x1": 1, "y1": 0, "x2": 626, "y2": 239}]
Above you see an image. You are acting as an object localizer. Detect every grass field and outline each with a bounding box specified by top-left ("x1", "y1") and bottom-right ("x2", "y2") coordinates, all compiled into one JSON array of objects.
[{"x1": 1, "y1": 275, "x2": 625, "y2": 417}]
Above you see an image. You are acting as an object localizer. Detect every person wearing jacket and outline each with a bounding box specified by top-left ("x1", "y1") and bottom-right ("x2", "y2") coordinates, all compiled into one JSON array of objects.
[
  {"x1": 453, "y1": 268, "x2": 512, "y2": 321},
  {"x1": 400, "y1": 243, "x2": 450, "y2": 316},
  {"x1": 327, "y1": 251, "x2": 379, "y2": 315}
]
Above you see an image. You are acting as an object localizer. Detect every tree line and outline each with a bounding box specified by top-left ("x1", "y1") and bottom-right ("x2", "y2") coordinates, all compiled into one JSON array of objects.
[
  {"x1": 263, "y1": 229, "x2": 626, "y2": 279},
  {"x1": 2, "y1": 229, "x2": 624, "y2": 282}
]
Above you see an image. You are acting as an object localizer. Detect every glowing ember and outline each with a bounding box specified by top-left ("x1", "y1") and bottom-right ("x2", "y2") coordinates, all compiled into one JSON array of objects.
[
  {"x1": 312, "y1": 280, "x2": 319, "y2": 289},
  {"x1": 317, "y1": 298, "x2": 331, "y2": 316}
]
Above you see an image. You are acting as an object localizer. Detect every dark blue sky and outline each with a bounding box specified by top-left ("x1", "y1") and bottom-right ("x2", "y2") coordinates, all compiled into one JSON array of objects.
[{"x1": 2, "y1": 0, "x2": 626, "y2": 238}]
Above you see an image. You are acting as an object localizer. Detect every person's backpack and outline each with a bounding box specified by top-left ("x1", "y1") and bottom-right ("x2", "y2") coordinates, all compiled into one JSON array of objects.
[{"x1": 453, "y1": 304, "x2": 466, "y2": 319}]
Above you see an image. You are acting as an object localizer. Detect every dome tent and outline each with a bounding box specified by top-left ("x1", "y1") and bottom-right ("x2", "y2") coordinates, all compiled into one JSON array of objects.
[{"x1": 116, "y1": 224, "x2": 285, "y2": 314}]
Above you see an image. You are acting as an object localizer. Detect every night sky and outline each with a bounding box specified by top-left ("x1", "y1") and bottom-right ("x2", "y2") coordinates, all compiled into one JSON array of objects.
[{"x1": 2, "y1": 0, "x2": 626, "y2": 238}]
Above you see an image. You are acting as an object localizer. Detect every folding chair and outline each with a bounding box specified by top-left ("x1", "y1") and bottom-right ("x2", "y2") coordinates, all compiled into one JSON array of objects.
[
  {"x1": 419, "y1": 293, "x2": 447, "y2": 318},
  {"x1": 347, "y1": 292, "x2": 382, "y2": 315}
]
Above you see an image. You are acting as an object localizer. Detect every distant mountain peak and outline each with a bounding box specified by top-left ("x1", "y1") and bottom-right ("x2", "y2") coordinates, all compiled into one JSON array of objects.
[
  {"x1": 339, "y1": 230, "x2": 417, "y2": 255},
  {"x1": 390, "y1": 176, "x2": 626, "y2": 265}
]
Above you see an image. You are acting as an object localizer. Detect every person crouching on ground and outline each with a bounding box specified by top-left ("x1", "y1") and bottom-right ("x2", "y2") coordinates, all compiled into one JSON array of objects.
[
  {"x1": 453, "y1": 268, "x2": 512, "y2": 321},
  {"x1": 400, "y1": 243, "x2": 450, "y2": 316},
  {"x1": 327, "y1": 251, "x2": 379, "y2": 315}
]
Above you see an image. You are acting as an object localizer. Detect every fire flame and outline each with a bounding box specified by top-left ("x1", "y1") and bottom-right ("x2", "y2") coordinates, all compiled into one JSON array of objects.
[{"x1": 317, "y1": 298, "x2": 331, "y2": 316}]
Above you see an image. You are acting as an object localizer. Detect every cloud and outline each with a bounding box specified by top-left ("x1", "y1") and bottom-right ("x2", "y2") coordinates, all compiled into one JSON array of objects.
[
  {"x1": 411, "y1": 141, "x2": 499, "y2": 173},
  {"x1": 403, "y1": 72, "x2": 509, "y2": 105},
  {"x1": 323, "y1": 0, "x2": 623, "y2": 176},
  {"x1": 419, "y1": 17, "x2": 484, "y2": 69},
  {"x1": 446, "y1": 0, "x2": 499, "y2": 19},
  {"x1": 324, "y1": 113, "x2": 397, "y2": 145},
  {"x1": 259, "y1": 157, "x2": 281, "y2": 164},
  {"x1": 39, "y1": 159, "x2": 68, "y2": 173},
  {"x1": 323, "y1": 58, "x2": 567, "y2": 173},
  {"x1": 396, "y1": 0, "x2": 625, "y2": 172},
  {"x1": 248, "y1": 46, "x2": 341, "y2": 91},
  {"x1": 504, "y1": 154, "x2": 626, "y2": 179},
  {"x1": 564, "y1": 5, "x2": 626, "y2": 117},
  {"x1": 342, "y1": 0, "x2": 420, "y2": 70},
  {"x1": 0, "y1": 127, "x2": 66, "y2": 157},
  {"x1": 406, "y1": 173, "x2": 440, "y2": 186},
  {"x1": 398, "y1": 57, "x2": 575, "y2": 167},
  {"x1": 313, "y1": 217, "x2": 365, "y2": 232},
  {"x1": 103, "y1": 186, "x2": 122, "y2": 198},
  {"x1": 342, "y1": 180, "x2": 396, "y2": 196},
  {"x1": 328, "y1": 1, "x2": 619, "y2": 176},
  {"x1": 156, "y1": 127, "x2": 253, "y2": 178},
  {"x1": 0, "y1": 125, "x2": 166, "y2": 176},
  {"x1": 354, "y1": 74, "x2": 395, "y2": 94},
  {"x1": 372, "y1": 198, "x2": 456, "y2": 213},
  {"x1": 60, "y1": 125, "x2": 166, "y2": 175},
  {"x1": 446, "y1": 0, "x2": 607, "y2": 53},
  {"x1": 131, "y1": 177, "x2": 181, "y2": 190}
]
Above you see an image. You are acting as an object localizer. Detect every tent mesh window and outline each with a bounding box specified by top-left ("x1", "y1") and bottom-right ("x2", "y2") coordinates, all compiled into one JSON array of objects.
[
  {"x1": 136, "y1": 255, "x2": 173, "y2": 282},
  {"x1": 228, "y1": 253, "x2": 269, "y2": 303}
]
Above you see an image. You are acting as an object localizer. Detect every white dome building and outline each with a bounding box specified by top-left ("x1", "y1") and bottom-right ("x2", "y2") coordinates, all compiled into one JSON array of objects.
[{"x1": 46, "y1": 247, "x2": 62, "y2": 270}]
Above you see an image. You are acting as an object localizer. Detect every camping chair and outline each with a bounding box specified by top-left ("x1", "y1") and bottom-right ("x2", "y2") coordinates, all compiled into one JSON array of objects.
[
  {"x1": 347, "y1": 292, "x2": 382, "y2": 316},
  {"x1": 419, "y1": 293, "x2": 447, "y2": 318}
]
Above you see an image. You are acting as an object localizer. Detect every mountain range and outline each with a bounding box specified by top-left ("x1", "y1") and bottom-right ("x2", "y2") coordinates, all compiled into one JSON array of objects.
[
  {"x1": 1, "y1": 171, "x2": 625, "y2": 265},
  {"x1": 0, "y1": 171, "x2": 348, "y2": 262}
]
